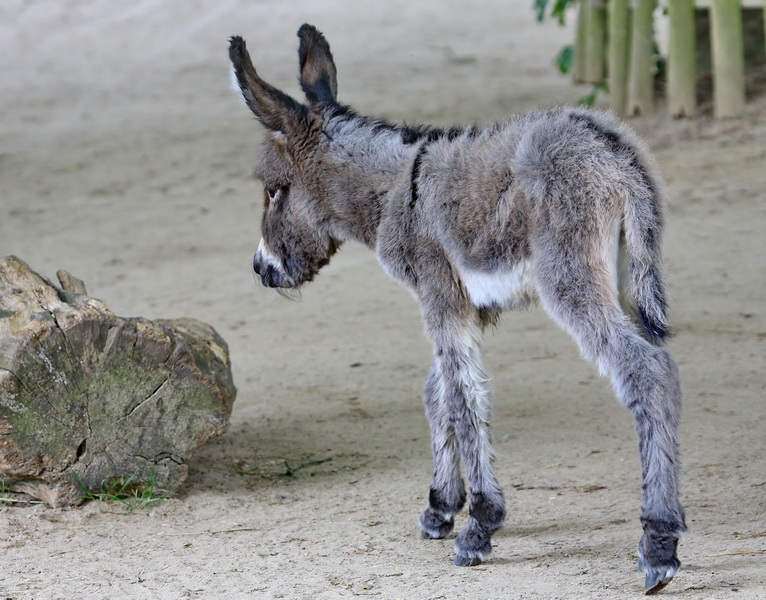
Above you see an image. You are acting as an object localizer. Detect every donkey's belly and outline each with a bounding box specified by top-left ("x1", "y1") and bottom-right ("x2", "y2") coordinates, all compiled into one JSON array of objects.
[{"x1": 458, "y1": 261, "x2": 536, "y2": 311}]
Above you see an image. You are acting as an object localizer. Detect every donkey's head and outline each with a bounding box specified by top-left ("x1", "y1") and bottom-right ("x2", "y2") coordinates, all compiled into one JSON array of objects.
[{"x1": 229, "y1": 25, "x2": 341, "y2": 290}]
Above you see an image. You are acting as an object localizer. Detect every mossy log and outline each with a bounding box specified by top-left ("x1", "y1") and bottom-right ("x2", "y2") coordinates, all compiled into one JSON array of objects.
[{"x1": 0, "y1": 256, "x2": 236, "y2": 506}]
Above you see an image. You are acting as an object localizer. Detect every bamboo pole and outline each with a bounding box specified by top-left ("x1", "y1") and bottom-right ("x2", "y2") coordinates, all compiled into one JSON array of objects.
[
  {"x1": 583, "y1": 0, "x2": 607, "y2": 84},
  {"x1": 668, "y1": 0, "x2": 696, "y2": 117},
  {"x1": 608, "y1": 0, "x2": 631, "y2": 115},
  {"x1": 574, "y1": 0, "x2": 590, "y2": 83},
  {"x1": 711, "y1": 0, "x2": 745, "y2": 118},
  {"x1": 627, "y1": 0, "x2": 656, "y2": 116}
]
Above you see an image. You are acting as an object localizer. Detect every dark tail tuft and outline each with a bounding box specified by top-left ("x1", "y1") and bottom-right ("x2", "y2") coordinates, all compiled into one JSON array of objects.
[{"x1": 638, "y1": 305, "x2": 671, "y2": 345}]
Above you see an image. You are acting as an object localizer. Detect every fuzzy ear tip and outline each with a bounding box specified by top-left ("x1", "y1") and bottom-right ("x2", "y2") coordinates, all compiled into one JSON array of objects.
[
  {"x1": 229, "y1": 35, "x2": 246, "y2": 60},
  {"x1": 297, "y1": 24, "x2": 318, "y2": 39},
  {"x1": 297, "y1": 24, "x2": 329, "y2": 49}
]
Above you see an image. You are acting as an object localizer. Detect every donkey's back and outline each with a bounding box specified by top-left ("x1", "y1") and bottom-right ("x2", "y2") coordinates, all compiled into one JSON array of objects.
[{"x1": 392, "y1": 106, "x2": 668, "y2": 340}]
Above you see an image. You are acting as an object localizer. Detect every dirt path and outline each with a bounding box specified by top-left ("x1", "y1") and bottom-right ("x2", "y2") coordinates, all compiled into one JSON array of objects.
[{"x1": 2, "y1": 2, "x2": 765, "y2": 598}]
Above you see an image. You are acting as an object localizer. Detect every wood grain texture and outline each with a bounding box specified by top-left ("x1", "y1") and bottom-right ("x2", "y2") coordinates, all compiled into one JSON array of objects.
[{"x1": 0, "y1": 256, "x2": 236, "y2": 506}]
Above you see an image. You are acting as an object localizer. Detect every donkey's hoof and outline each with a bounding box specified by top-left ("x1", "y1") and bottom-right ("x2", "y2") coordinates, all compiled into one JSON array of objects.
[
  {"x1": 454, "y1": 554, "x2": 482, "y2": 567},
  {"x1": 643, "y1": 565, "x2": 677, "y2": 595},
  {"x1": 421, "y1": 525, "x2": 451, "y2": 540},
  {"x1": 420, "y1": 509, "x2": 455, "y2": 539},
  {"x1": 638, "y1": 533, "x2": 681, "y2": 594}
]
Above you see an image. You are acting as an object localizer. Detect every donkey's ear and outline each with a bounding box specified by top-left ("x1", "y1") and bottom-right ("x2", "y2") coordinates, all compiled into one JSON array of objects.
[
  {"x1": 297, "y1": 24, "x2": 338, "y2": 104},
  {"x1": 229, "y1": 36, "x2": 305, "y2": 131}
]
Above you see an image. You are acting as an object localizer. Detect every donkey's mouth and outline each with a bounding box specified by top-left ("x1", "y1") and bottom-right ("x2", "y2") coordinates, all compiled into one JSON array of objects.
[
  {"x1": 258, "y1": 264, "x2": 295, "y2": 288},
  {"x1": 253, "y1": 247, "x2": 297, "y2": 289}
]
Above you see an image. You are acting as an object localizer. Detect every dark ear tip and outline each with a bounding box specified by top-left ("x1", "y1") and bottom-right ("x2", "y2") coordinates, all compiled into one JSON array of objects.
[
  {"x1": 297, "y1": 23, "x2": 318, "y2": 39},
  {"x1": 297, "y1": 23, "x2": 329, "y2": 49},
  {"x1": 229, "y1": 35, "x2": 246, "y2": 60}
]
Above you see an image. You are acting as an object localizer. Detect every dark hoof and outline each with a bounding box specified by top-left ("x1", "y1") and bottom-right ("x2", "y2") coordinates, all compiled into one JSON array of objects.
[
  {"x1": 637, "y1": 523, "x2": 683, "y2": 594},
  {"x1": 643, "y1": 567, "x2": 676, "y2": 595},
  {"x1": 639, "y1": 557, "x2": 678, "y2": 594},
  {"x1": 454, "y1": 554, "x2": 482, "y2": 567}
]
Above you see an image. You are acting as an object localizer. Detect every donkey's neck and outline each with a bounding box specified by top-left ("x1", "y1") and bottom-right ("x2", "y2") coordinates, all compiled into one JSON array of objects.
[{"x1": 321, "y1": 122, "x2": 416, "y2": 249}]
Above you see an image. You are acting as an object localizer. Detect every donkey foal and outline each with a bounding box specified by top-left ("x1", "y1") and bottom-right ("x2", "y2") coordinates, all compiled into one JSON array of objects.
[{"x1": 229, "y1": 25, "x2": 686, "y2": 594}]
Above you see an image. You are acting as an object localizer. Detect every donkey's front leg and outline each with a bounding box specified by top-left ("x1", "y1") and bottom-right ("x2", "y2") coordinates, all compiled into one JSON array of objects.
[
  {"x1": 420, "y1": 363, "x2": 467, "y2": 540},
  {"x1": 423, "y1": 314, "x2": 505, "y2": 566}
]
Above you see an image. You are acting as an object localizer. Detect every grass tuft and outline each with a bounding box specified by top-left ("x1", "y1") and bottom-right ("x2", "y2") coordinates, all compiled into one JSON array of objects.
[{"x1": 74, "y1": 471, "x2": 174, "y2": 508}]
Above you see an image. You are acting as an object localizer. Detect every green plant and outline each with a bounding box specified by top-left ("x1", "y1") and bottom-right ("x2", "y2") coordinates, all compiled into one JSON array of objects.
[
  {"x1": 534, "y1": 0, "x2": 578, "y2": 25},
  {"x1": 74, "y1": 471, "x2": 174, "y2": 508},
  {"x1": 577, "y1": 81, "x2": 608, "y2": 106},
  {"x1": 535, "y1": 0, "x2": 606, "y2": 105},
  {"x1": 555, "y1": 44, "x2": 575, "y2": 74}
]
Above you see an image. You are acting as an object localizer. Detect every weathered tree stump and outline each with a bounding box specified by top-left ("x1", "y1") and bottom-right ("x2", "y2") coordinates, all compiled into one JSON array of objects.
[{"x1": 0, "y1": 256, "x2": 236, "y2": 506}]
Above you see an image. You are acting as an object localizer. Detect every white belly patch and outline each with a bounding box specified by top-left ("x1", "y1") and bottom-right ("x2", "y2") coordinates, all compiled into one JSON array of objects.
[{"x1": 459, "y1": 262, "x2": 535, "y2": 310}]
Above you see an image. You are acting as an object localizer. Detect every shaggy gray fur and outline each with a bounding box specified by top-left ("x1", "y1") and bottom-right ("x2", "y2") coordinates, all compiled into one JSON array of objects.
[{"x1": 229, "y1": 24, "x2": 686, "y2": 594}]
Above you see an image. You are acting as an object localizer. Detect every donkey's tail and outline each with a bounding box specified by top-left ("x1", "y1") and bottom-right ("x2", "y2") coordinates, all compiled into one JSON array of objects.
[{"x1": 620, "y1": 165, "x2": 670, "y2": 345}]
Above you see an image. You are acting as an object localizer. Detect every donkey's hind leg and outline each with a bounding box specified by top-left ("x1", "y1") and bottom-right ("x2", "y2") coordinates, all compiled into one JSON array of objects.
[
  {"x1": 420, "y1": 362, "x2": 467, "y2": 540},
  {"x1": 535, "y1": 243, "x2": 685, "y2": 594}
]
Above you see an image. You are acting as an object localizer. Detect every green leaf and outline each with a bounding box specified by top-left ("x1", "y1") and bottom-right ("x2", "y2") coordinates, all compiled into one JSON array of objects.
[
  {"x1": 555, "y1": 45, "x2": 574, "y2": 74},
  {"x1": 533, "y1": 0, "x2": 550, "y2": 22},
  {"x1": 551, "y1": 0, "x2": 573, "y2": 25},
  {"x1": 577, "y1": 82, "x2": 608, "y2": 107}
]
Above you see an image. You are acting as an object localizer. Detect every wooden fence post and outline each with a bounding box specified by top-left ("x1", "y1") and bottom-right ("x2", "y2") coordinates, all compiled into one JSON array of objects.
[
  {"x1": 574, "y1": 0, "x2": 590, "y2": 82},
  {"x1": 763, "y1": 0, "x2": 766, "y2": 62},
  {"x1": 584, "y1": 0, "x2": 608, "y2": 83},
  {"x1": 711, "y1": 0, "x2": 746, "y2": 117},
  {"x1": 668, "y1": 0, "x2": 697, "y2": 117},
  {"x1": 627, "y1": 0, "x2": 656, "y2": 116},
  {"x1": 609, "y1": 0, "x2": 631, "y2": 115}
]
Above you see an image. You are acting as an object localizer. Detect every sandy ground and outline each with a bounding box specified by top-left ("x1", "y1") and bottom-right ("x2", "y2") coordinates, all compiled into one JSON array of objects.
[{"x1": 2, "y1": 2, "x2": 765, "y2": 599}]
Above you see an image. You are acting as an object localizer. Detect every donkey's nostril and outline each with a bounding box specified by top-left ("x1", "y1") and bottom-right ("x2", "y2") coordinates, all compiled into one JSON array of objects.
[{"x1": 253, "y1": 253, "x2": 261, "y2": 275}]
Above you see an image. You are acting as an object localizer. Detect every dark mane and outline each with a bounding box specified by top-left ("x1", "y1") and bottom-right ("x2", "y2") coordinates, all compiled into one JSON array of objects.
[{"x1": 326, "y1": 103, "x2": 473, "y2": 145}]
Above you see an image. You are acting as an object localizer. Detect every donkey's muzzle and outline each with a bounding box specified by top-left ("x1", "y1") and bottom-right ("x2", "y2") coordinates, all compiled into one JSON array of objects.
[
  {"x1": 260, "y1": 264, "x2": 282, "y2": 287},
  {"x1": 253, "y1": 252, "x2": 292, "y2": 288}
]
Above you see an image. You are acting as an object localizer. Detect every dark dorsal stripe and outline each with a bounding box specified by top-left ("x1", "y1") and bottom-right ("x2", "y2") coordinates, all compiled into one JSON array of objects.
[
  {"x1": 409, "y1": 142, "x2": 431, "y2": 209},
  {"x1": 568, "y1": 112, "x2": 656, "y2": 198}
]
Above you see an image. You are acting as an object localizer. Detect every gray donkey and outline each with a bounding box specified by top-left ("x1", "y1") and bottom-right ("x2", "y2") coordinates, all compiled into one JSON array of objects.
[{"x1": 229, "y1": 25, "x2": 685, "y2": 594}]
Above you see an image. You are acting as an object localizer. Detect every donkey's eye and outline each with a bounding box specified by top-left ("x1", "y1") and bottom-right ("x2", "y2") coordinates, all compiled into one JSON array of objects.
[
  {"x1": 266, "y1": 186, "x2": 289, "y2": 202},
  {"x1": 264, "y1": 186, "x2": 280, "y2": 207}
]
